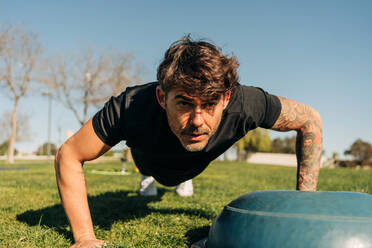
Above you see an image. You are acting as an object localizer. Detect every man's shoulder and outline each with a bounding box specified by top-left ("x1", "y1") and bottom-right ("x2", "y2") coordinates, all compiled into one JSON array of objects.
[
  {"x1": 225, "y1": 83, "x2": 276, "y2": 117},
  {"x1": 123, "y1": 82, "x2": 163, "y2": 125},
  {"x1": 125, "y1": 81, "x2": 159, "y2": 99},
  {"x1": 234, "y1": 84, "x2": 271, "y2": 104},
  {"x1": 124, "y1": 81, "x2": 159, "y2": 107},
  {"x1": 237, "y1": 83, "x2": 263, "y2": 95},
  {"x1": 225, "y1": 84, "x2": 260, "y2": 113},
  {"x1": 126, "y1": 81, "x2": 159, "y2": 92}
]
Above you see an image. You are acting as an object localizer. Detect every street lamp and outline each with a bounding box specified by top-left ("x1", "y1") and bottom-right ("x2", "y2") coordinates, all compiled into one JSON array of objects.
[{"x1": 42, "y1": 91, "x2": 52, "y2": 160}]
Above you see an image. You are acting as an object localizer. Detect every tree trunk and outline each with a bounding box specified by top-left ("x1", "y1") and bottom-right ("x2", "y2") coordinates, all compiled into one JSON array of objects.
[
  {"x1": 236, "y1": 147, "x2": 242, "y2": 162},
  {"x1": 82, "y1": 102, "x2": 88, "y2": 125},
  {"x1": 82, "y1": 89, "x2": 89, "y2": 126},
  {"x1": 126, "y1": 148, "x2": 133, "y2": 162},
  {"x1": 7, "y1": 99, "x2": 18, "y2": 164}
]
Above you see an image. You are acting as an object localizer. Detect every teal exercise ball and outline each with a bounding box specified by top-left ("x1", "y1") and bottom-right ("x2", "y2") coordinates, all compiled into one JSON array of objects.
[{"x1": 207, "y1": 190, "x2": 372, "y2": 248}]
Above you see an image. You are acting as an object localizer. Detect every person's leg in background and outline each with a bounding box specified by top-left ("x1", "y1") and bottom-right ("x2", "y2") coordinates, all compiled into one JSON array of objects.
[
  {"x1": 139, "y1": 174, "x2": 193, "y2": 197},
  {"x1": 139, "y1": 174, "x2": 158, "y2": 196},
  {"x1": 176, "y1": 179, "x2": 193, "y2": 197}
]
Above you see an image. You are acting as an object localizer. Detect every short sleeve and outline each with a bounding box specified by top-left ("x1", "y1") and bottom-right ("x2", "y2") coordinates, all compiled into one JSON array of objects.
[
  {"x1": 92, "y1": 92, "x2": 127, "y2": 147},
  {"x1": 242, "y1": 86, "x2": 282, "y2": 129}
]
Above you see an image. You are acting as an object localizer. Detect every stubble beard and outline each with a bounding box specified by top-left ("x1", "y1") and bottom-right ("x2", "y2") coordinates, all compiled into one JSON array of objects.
[
  {"x1": 179, "y1": 119, "x2": 221, "y2": 152},
  {"x1": 181, "y1": 139, "x2": 208, "y2": 152}
]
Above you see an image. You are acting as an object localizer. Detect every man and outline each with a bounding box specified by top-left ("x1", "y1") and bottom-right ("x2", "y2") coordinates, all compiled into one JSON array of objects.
[{"x1": 55, "y1": 36, "x2": 322, "y2": 248}]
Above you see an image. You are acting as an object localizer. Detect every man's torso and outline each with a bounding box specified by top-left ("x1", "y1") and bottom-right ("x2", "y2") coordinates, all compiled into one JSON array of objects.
[{"x1": 93, "y1": 82, "x2": 281, "y2": 186}]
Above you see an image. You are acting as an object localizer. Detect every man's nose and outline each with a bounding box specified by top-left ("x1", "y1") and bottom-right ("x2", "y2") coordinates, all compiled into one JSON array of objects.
[{"x1": 190, "y1": 108, "x2": 204, "y2": 127}]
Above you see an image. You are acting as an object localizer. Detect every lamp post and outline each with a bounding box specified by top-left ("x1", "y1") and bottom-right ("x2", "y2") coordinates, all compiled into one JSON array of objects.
[{"x1": 42, "y1": 92, "x2": 52, "y2": 160}]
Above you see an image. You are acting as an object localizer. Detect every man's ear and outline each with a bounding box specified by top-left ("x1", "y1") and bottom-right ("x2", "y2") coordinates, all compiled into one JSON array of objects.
[
  {"x1": 156, "y1": 86, "x2": 166, "y2": 109},
  {"x1": 223, "y1": 90, "x2": 231, "y2": 109}
]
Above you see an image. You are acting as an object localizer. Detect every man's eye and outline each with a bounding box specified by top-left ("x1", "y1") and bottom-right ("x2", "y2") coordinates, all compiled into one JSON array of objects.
[
  {"x1": 178, "y1": 101, "x2": 191, "y2": 107},
  {"x1": 204, "y1": 102, "x2": 217, "y2": 108}
]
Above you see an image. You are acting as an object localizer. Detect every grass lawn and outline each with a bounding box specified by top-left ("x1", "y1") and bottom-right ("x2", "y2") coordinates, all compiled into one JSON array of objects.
[{"x1": 0, "y1": 160, "x2": 371, "y2": 247}]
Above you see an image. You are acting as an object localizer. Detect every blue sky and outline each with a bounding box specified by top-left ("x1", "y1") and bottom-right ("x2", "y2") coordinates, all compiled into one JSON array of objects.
[{"x1": 1, "y1": 1, "x2": 371, "y2": 157}]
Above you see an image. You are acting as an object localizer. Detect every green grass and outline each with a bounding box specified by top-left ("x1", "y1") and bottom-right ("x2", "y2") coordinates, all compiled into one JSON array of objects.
[{"x1": 0, "y1": 160, "x2": 371, "y2": 247}]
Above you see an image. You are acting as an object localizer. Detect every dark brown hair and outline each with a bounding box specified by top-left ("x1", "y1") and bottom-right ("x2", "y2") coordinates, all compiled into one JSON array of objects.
[{"x1": 157, "y1": 35, "x2": 239, "y2": 98}]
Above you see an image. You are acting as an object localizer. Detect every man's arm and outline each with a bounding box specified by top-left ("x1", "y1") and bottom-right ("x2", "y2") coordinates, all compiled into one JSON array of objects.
[
  {"x1": 270, "y1": 96, "x2": 323, "y2": 191},
  {"x1": 55, "y1": 118, "x2": 111, "y2": 247}
]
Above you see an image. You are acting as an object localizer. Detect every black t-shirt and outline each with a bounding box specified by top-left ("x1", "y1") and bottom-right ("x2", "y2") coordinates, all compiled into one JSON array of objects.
[{"x1": 92, "y1": 82, "x2": 281, "y2": 186}]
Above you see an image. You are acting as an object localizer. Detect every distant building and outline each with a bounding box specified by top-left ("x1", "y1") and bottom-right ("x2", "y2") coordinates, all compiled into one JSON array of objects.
[{"x1": 245, "y1": 152, "x2": 330, "y2": 168}]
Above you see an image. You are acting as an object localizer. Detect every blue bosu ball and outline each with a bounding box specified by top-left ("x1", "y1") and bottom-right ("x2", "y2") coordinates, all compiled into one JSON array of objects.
[{"x1": 206, "y1": 190, "x2": 372, "y2": 248}]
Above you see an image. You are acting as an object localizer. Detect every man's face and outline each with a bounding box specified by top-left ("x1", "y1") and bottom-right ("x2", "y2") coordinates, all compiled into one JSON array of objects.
[{"x1": 156, "y1": 86, "x2": 231, "y2": 152}]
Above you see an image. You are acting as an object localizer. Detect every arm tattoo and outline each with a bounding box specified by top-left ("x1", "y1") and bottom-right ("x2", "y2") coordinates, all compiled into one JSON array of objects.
[{"x1": 271, "y1": 96, "x2": 323, "y2": 191}]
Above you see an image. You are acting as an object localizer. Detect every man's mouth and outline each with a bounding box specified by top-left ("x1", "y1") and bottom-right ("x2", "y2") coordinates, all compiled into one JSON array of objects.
[
  {"x1": 183, "y1": 132, "x2": 208, "y2": 141},
  {"x1": 189, "y1": 133, "x2": 205, "y2": 136},
  {"x1": 180, "y1": 125, "x2": 210, "y2": 142}
]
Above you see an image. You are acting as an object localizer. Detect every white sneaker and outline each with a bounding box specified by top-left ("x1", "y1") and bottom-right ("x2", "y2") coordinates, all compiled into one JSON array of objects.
[
  {"x1": 176, "y1": 179, "x2": 193, "y2": 197},
  {"x1": 139, "y1": 175, "x2": 158, "y2": 196}
]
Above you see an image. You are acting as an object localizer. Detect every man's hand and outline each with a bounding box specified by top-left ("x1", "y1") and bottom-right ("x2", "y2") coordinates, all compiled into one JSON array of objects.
[
  {"x1": 70, "y1": 238, "x2": 106, "y2": 248},
  {"x1": 271, "y1": 96, "x2": 323, "y2": 191}
]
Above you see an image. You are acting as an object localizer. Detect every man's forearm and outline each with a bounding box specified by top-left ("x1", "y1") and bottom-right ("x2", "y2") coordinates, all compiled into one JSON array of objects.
[
  {"x1": 271, "y1": 96, "x2": 323, "y2": 191},
  {"x1": 295, "y1": 118, "x2": 322, "y2": 191},
  {"x1": 55, "y1": 146, "x2": 96, "y2": 242}
]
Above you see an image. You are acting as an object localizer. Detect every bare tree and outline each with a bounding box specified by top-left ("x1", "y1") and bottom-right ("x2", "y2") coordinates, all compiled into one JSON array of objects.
[
  {"x1": 0, "y1": 26, "x2": 42, "y2": 163},
  {"x1": 0, "y1": 26, "x2": 10, "y2": 53},
  {"x1": 0, "y1": 111, "x2": 32, "y2": 144},
  {"x1": 107, "y1": 53, "x2": 142, "y2": 97},
  {"x1": 42, "y1": 48, "x2": 141, "y2": 125}
]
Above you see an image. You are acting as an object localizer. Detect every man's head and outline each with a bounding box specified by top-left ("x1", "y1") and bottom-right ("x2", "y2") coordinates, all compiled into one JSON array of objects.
[{"x1": 156, "y1": 35, "x2": 239, "y2": 151}]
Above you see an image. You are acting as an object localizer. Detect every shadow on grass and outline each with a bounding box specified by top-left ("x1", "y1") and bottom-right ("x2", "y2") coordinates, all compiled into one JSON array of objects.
[
  {"x1": 17, "y1": 189, "x2": 213, "y2": 242},
  {"x1": 185, "y1": 225, "x2": 210, "y2": 246}
]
